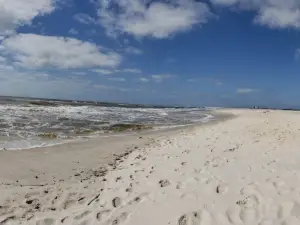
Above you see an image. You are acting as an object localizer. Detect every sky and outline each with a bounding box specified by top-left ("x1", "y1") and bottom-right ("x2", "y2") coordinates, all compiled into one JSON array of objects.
[{"x1": 1, "y1": 0, "x2": 300, "y2": 108}]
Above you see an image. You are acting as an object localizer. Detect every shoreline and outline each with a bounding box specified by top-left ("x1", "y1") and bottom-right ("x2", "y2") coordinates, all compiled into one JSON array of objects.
[
  {"x1": 0, "y1": 110, "x2": 233, "y2": 186},
  {"x1": 0, "y1": 111, "x2": 221, "y2": 152}
]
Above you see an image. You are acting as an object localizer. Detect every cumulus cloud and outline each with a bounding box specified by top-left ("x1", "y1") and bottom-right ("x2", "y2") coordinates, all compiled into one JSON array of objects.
[
  {"x1": 97, "y1": 0, "x2": 212, "y2": 38},
  {"x1": 0, "y1": 0, "x2": 55, "y2": 35},
  {"x1": 152, "y1": 74, "x2": 174, "y2": 82},
  {"x1": 2, "y1": 33, "x2": 121, "y2": 69},
  {"x1": 255, "y1": 7, "x2": 300, "y2": 29},
  {"x1": 236, "y1": 88, "x2": 259, "y2": 94},
  {"x1": 211, "y1": 0, "x2": 300, "y2": 29}
]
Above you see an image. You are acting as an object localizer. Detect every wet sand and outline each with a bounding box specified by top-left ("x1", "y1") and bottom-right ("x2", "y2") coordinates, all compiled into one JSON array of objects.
[{"x1": 0, "y1": 111, "x2": 231, "y2": 185}]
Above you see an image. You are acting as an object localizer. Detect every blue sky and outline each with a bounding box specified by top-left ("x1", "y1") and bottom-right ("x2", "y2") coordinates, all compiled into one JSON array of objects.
[{"x1": 1, "y1": 0, "x2": 300, "y2": 107}]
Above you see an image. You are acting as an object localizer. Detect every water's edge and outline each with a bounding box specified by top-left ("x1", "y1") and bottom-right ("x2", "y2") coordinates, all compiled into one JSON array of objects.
[
  {"x1": 0, "y1": 111, "x2": 233, "y2": 151},
  {"x1": 1, "y1": 101, "x2": 219, "y2": 150}
]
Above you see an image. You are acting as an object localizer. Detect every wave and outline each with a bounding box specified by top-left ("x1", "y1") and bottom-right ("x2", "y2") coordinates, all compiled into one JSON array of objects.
[{"x1": 0, "y1": 104, "x2": 214, "y2": 150}]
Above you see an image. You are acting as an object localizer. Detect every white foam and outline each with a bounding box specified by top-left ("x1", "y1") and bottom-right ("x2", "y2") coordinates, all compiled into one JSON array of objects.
[
  {"x1": 0, "y1": 139, "x2": 68, "y2": 151},
  {"x1": 0, "y1": 104, "x2": 215, "y2": 150}
]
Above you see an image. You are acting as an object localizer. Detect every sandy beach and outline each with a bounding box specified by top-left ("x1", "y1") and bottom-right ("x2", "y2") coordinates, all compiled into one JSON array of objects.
[{"x1": 1, "y1": 109, "x2": 300, "y2": 225}]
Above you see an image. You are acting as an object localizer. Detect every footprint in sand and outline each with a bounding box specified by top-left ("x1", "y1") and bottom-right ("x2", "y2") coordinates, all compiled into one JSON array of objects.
[
  {"x1": 178, "y1": 212, "x2": 201, "y2": 225},
  {"x1": 216, "y1": 183, "x2": 229, "y2": 194},
  {"x1": 176, "y1": 182, "x2": 183, "y2": 189},
  {"x1": 236, "y1": 184, "x2": 300, "y2": 224},
  {"x1": 239, "y1": 207, "x2": 259, "y2": 224},
  {"x1": 106, "y1": 212, "x2": 130, "y2": 225},
  {"x1": 273, "y1": 181, "x2": 291, "y2": 196},
  {"x1": 96, "y1": 210, "x2": 111, "y2": 221},
  {"x1": 74, "y1": 211, "x2": 92, "y2": 221},
  {"x1": 226, "y1": 206, "x2": 243, "y2": 224},
  {"x1": 159, "y1": 179, "x2": 170, "y2": 188},
  {"x1": 240, "y1": 185, "x2": 264, "y2": 206},
  {"x1": 0, "y1": 216, "x2": 16, "y2": 225},
  {"x1": 46, "y1": 191, "x2": 85, "y2": 215},
  {"x1": 178, "y1": 209, "x2": 212, "y2": 225},
  {"x1": 112, "y1": 197, "x2": 122, "y2": 208},
  {"x1": 128, "y1": 193, "x2": 149, "y2": 205}
]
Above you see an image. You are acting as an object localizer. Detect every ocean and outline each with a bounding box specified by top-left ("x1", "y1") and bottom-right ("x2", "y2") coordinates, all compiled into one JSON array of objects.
[{"x1": 0, "y1": 96, "x2": 215, "y2": 150}]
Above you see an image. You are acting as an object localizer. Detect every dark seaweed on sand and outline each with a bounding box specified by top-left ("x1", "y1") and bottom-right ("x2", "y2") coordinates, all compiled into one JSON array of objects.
[{"x1": 106, "y1": 124, "x2": 153, "y2": 132}]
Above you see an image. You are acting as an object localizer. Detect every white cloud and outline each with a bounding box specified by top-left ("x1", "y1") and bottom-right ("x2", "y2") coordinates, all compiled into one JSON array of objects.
[
  {"x1": 92, "y1": 68, "x2": 114, "y2": 74},
  {"x1": 73, "y1": 13, "x2": 96, "y2": 24},
  {"x1": 69, "y1": 28, "x2": 79, "y2": 35},
  {"x1": 108, "y1": 77, "x2": 126, "y2": 82},
  {"x1": 97, "y1": 0, "x2": 212, "y2": 38},
  {"x1": 0, "y1": 61, "x2": 135, "y2": 99},
  {"x1": 124, "y1": 46, "x2": 143, "y2": 55},
  {"x1": 0, "y1": 0, "x2": 55, "y2": 35},
  {"x1": 92, "y1": 68, "x2": 141, "y2": 74},
  {"x1": 152, "y1": 74, "x2": 174, "y2": 82},
  {"x1": 236, "y1": 88, "x2": 258, "y2": 94},
  {"x1": 139, "y1": 77, "x2": 149, "y2": 82},
  {"x1": 0, "y1": 65, "x2": 92, "y2": 99},
  {"x1": 255, "y1": 7, "x2": 300, "y2": 29},
  {"x1": 2, "y1": 33, "x2": 121, "y2": 69},
  {"x1": 211, "y1": 0, "x2": 300, "y2": 29},
  {"x1": 121, "y1": 68, "x2": 141, "y2": 73}
]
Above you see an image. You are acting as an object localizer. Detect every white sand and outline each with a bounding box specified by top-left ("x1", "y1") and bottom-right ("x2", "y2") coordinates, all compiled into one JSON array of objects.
[{"x1": 2, "y1": 109, "x2": 300, "y2": 225}]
